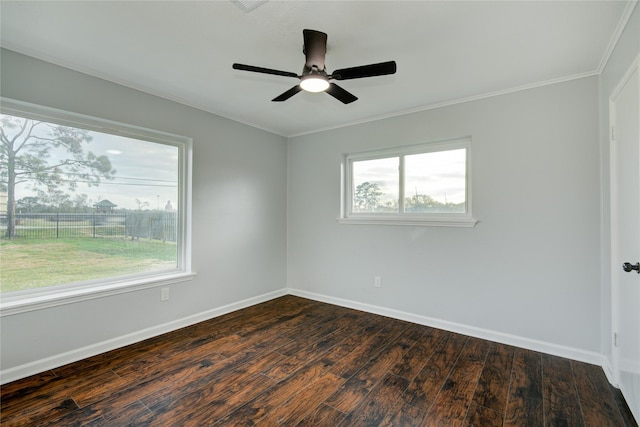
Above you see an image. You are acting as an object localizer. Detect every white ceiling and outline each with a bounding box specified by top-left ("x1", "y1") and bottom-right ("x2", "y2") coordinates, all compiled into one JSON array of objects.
[{"x1": 0, "y1": 1, "x2": 635, "y2": 137}]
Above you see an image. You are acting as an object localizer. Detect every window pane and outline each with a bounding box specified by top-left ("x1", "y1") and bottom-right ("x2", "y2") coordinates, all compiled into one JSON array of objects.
[
  {"x1": 0, "y1": 113, "x2": 180, "y2": 293},
  {"x1": 404, "y1": 149, "x2": 466, "y2": 214},
  {"x1": 352, "y1": 157, "x2": 399, "y2": 213}
]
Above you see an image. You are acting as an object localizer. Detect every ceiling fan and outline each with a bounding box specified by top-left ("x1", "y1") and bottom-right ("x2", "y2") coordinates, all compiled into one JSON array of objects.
[{"x1": 232, "y1": 29, "x2": 397, "y2": 104}]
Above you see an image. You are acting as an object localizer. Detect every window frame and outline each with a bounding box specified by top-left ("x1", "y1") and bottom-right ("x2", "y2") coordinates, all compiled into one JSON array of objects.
[
  {"x1": 339, "y1": 137, "x2": 477, "y2": 227},
  {"x1": 0, "y1": 98, "x2": 194, "y2": 316}
]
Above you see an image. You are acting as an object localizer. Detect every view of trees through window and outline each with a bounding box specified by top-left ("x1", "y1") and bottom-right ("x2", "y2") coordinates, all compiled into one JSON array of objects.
[
  {"x1": 351, "y1": 147, "x2": 467, "y2": 215},
  {"x1": 0, "y1": 112, "x2": 181, "y2": 293}
]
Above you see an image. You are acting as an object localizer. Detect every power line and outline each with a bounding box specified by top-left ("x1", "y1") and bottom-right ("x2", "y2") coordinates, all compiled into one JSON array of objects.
[
  {"x1": 60, "y1": 171, "x2": 176, "y2": 183},
  {"x1": 60, "y1": 179, "x2": 176, "y2": 188},
  {"x1": 17, "y1": 176, "x2": 176, "y2": 188}
]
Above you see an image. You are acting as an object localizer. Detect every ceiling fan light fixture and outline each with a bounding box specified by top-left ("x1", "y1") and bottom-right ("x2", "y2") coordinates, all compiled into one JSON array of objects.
[{"x1": 300, "y1": 75, "x2": 330, "y2": 93}]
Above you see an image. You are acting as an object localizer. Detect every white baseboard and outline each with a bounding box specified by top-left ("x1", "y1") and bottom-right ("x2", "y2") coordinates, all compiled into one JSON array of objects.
[
  {"x1": 1, "y1": 287, "x2": 614, "y2": 387},
  {"x1": 601, "y1": 357, "x2": 616, "y2": 386},
  {"x1": 0, "y1": 289, "x2": 287, "y2": 385},
  {"x1": 288, "y1": 288, "x2": 611, "y2": 375}
]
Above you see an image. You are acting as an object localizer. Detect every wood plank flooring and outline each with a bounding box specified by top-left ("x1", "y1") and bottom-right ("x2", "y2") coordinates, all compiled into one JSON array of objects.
[{"x1": 1, "y1": 295, "x2": 637, "y2": 426}]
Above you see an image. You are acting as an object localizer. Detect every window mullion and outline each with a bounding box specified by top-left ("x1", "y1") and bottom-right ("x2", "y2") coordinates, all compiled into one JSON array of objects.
[{"x1": 398, "y1": 155, "x2": 405, "y2": 214}]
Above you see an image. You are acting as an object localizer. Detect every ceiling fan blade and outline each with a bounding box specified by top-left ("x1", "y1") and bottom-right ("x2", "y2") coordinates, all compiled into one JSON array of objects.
[
  {"x1": 331, "y1": 61, "x2": 397, "y2": 80},
  {"x1": 326, "y1": 83, "x2": 358, "y2": 104},
  {"x1": 272, "y1": 85, "x2": 303, "y2": 102},
  {"x1": 303, "y1": 29, "x2": 327, "y2": 71},
  {"x1": 233, "y1": 63, "x2": 299, "y2": 78}
]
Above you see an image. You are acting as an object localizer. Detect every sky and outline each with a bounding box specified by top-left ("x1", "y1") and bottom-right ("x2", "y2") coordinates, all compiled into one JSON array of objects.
[{"x1": 3, "y1": 115, "x2": 179, "y2": 211}]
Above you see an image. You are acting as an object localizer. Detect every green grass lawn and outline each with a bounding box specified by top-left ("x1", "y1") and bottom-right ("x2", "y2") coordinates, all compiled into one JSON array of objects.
[{"x1": 0, "y1": 237, "x2": 177, "y2": 293}]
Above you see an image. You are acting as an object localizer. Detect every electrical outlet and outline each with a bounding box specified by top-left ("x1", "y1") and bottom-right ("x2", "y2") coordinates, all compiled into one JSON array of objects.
[
  {"x1": 374, "y1": 276, "x2": 381, "y2": 288},
  {"x1": 161, "y1": 287, "x2": 170, "y2": 301}
]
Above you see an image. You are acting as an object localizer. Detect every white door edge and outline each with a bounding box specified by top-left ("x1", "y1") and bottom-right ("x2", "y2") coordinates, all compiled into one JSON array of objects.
[{"x1": 609, "y1": 53, "x2": 640, "y2": 392}]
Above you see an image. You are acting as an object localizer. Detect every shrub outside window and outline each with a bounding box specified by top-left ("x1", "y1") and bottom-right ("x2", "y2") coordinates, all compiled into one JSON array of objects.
[
  {"x1": 0, "y1": 99, "x2": 193, "y2": 314},
  {"x1": 341, "y1": 138, "x2": 476, "y2": 227}
]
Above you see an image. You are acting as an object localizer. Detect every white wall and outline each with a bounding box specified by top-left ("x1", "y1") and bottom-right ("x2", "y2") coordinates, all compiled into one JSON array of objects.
[
  {"x1": 599, "y1": 4, "x2": 639, "y2": 368},
  {"x1": 0, "y1": 49, "x2": 288, "y2": 375},
  {"x1": 288, "y1": 76, "x2": 602, "y2": 358}
]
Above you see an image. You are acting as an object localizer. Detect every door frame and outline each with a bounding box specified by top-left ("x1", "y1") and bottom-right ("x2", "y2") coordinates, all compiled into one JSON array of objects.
[{"x1": 609, "y1": 54, "x2": 640, "y2": 390}]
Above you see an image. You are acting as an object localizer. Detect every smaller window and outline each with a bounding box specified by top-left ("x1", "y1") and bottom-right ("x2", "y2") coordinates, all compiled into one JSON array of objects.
[{"x1": 341, "y1": 138, "x2": 476, "y2": 227}]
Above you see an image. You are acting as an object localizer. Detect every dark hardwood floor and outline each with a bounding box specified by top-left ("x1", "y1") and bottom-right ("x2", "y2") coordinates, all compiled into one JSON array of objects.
[{"x1": 1, "y1": 295, "x2": 637, "y2": 426}]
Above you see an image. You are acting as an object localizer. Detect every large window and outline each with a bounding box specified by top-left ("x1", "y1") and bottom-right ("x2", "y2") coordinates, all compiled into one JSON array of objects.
[
  {"x1": 341, "y1": 138, "x2": 476, "y2": 226},
  {"x1": 0, "y1": 99, "x2": 192, "y2": 314}
]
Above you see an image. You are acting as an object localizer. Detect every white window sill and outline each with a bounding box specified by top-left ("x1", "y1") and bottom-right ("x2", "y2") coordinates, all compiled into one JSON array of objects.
[
  {"x1": 337, "y1": 217, "x2": 478, "y2": 227},
  {"x1": 0, "y1": 272, "x2": 196, "y2": 317}
]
